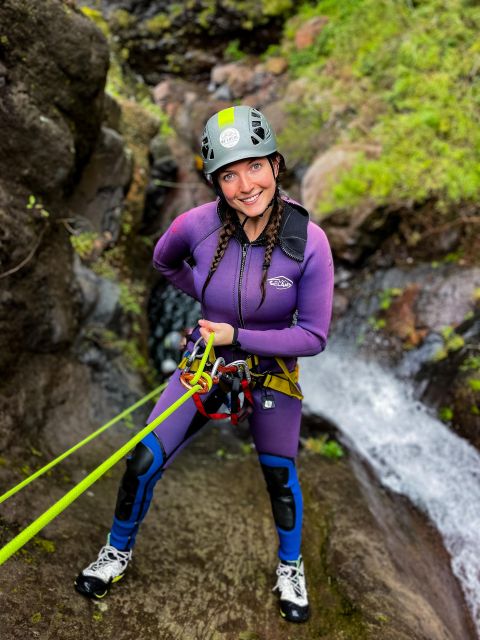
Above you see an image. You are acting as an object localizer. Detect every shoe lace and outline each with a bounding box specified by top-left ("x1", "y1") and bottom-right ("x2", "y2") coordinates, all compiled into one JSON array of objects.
[
  {"x1": 273, "y1": 562, "x2": 306, "y2": 599},
  {"x1": 89, "y1": 545, "x2": 130, "y2": 572}
]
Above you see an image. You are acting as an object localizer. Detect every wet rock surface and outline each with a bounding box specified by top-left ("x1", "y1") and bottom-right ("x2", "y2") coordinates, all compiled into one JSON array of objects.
[
  {"x1": 0, "y1": 424, "x2": 475, "y2": 640},
  {"x1": 86, "y1": 0, "x2": 292, "y2": 82}
]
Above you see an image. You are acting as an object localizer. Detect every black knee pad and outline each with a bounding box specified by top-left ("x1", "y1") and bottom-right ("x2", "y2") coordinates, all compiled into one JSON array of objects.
[
  {"x1": 261, "y1": 464, "x2": 295, "y2": 531},
  {"x1": 115, "y1": 442, "x2": 155, "y2": 521}
]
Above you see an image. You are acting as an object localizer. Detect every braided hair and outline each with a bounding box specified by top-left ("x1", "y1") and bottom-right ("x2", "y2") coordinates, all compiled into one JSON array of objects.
[{"x1": 201, "y1": 153, "x2": 285, "y2": 309}]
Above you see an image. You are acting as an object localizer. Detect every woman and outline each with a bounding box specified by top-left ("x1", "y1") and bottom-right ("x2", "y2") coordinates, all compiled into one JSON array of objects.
[{"x1": 75, "y1": 105, "x2": 334, "y2": 623}]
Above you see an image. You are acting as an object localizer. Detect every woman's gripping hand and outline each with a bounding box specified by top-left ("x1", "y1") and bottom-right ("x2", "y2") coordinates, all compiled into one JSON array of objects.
[{"x1": 198, "y1": 319, "x2": 234, "y2": 346}]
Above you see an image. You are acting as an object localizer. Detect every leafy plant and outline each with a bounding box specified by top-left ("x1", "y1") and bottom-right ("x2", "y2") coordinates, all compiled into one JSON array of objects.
[
  {"x1": 305, "y1": 435, "x2": 345, "y2": 459},
  {"x1": 224, "y1": 39, "x2": 246, "y2": 61},
  {"x1": 70, "y1": 232, "x2": 98, "y2": 260},
  {"x1": 26, "y1": 195, "x2": 50, "y2": 218},
  {"x1": 468, "y1": 378, "x2": 480, "y2": 392},
  {"x1": 432, "y1": 325, "x2": 465, "y2": 360},
  {"x1": 439, "y1": 406, "x2": 453, "y2": 422}
]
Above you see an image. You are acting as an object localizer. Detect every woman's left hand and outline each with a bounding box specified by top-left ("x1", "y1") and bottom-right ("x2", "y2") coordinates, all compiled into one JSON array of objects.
[{"x1": 198, "y1": 319, "x2": 234, "y2": 346}]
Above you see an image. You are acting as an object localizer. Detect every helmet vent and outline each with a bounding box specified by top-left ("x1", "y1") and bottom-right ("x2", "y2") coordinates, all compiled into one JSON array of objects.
[
  {"x1": 253, "y1": 127, "x2": 265, "y2": 139},
  {"x1": 251, "y1": 136, "x2": 260, "y2": 145},
  {"x1": 201, "y1": 145, "x2": 209, "y2": 159},
  {"x1": 209, "y1": 149, "x2": 215, "y2": 159},
  {"x1": 252, "y1": 120, "x2": 261, "y2": 127}
]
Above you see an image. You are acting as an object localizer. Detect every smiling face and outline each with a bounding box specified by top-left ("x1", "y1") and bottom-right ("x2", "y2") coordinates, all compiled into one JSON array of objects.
[{"x1": 217, "y1": 156, "x2": 279, "y2": 218}]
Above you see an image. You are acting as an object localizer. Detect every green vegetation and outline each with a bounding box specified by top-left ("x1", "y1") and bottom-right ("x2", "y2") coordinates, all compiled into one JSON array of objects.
[
  {"x1": 34, "y1": 537, "x2": 55, "y2": 553},
  {"x1": 460, "y1": 355, "x2": 480, "y2": 372},
  {"x1": 468, "y1": 378, "x2": 480, "y2": 392},
  {"x1": 26, "y1": 195, "x2": 50, "y2": 218},
  {"x1": 432, "y1": 325, "x2": 465, "y2": 361},
  {"x1": 439, "y1": 406, "x2": 453, "y2": 422},
  {"x1": 224, "y1": 39, "x2": 246, "y2": 62},
  {"x1": 145, "y1": 13, "x2": 171, "y2": 35},
  {"x1": 378, "y1": 287, "x2": 402, "y2": 310},
  {"x1": 80, "y1": 5, "x2": 172, "y2": 136},
  {"x1": 305, "y1": 435, "x2": 345, "y2": 459},
  {"x1": 70, "y1": 232, "x2": 98, "y2": 260},
  {"x1": 278, "y1": 0, "x2": 480, "y2": 217}
]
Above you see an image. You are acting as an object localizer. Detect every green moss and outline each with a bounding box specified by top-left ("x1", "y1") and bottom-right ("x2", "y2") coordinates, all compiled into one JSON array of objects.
[
  {"x1": 302, "y1": 480, "x2": 370, "y2": 638},
  {"x1": 144, "y1": 13, "x2": 171, "y2": 35},
  {"x1": 119, "y1": 280, "x2": 145, "y2": 317},
  {"x1": 460, "y1": 356, "x2": 480, "y2": 372},
  {"x1": 80, "y1": 6, "x2": 110, "y2": 38},
  {"x1": 224, "y1": 39, "x2": 246, "y2": 61},
  {"x1": 278, "y1": 0, "x2": 480, "y2": 217},
  {"x1": 70, "y1": 232, "x2": 99, "y2": 260},
  {"x1": 92, "y1": 609, "x2": 103, "y2": 622},
  {"x1": 439, "y1": 406, "x2": 454, "y2": 422},
  {"x1": 305, "y1": 435, "x2": 345, "y2": 459},
  {"x1": 468, "y1": 378, "x2": 480, "y2": 392},
  {"x1": 94, "y1": 328, "x2": 157, "y2": 385},
  {"x1": 110, "y1": 9, "x2": 135, "y2": 31},
  {"x1": 31, "y1": 612, "x2": 42, "y2": 624},
  {"x1": 368, "y1": 316, "x2": 386, "y2": 331},
  {"x1": 378, "y1": 287, "x2": 402, "y2": 310},
  {"x1": 34, "y1": 537, "x2": 56, "y2": 553}
]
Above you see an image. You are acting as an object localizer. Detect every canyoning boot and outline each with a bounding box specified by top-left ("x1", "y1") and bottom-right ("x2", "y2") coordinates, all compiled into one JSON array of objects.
[
  {"x1": 273, "y1": 556, "x2": 309, "y2": 623},
  {"x1": 74, "y1": 543, "x2": 132, "y2": 599}
]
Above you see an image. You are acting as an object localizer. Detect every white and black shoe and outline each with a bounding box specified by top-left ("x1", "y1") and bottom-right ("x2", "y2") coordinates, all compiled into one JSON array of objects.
[
  {"x1": 273, "y1": 556, "x2": 310, "y2": 622},
  {"x1": 75, "y1": 543, "x2": 132, "y2": 599}
]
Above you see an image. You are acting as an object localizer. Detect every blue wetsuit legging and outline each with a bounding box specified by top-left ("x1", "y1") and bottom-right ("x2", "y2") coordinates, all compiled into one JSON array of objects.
[{"x1": 109, "y1": 369, "x2": 303, "y2": 562}]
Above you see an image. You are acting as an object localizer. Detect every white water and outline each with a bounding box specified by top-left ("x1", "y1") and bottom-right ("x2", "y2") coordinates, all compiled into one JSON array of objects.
[{"x1": 300, "y1": 345, "x2": 480, "y2": 636}]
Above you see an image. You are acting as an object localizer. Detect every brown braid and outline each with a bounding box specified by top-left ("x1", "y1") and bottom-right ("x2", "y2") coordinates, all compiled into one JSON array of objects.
[
  {"x1": 201, "y1": 202, "x2": 236, "y2": 302},
  {"x1": 257, "y1": 193, "x2": 284, "y2": 309}
]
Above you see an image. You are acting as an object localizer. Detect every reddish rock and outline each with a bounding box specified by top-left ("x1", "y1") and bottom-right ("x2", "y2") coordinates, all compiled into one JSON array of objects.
[
  {"x1": 384, "y1": 284, "x2": 428, "y2": 347},
  {"x1": 295, "y1": 16, "x2": 329, "y2": 50}
]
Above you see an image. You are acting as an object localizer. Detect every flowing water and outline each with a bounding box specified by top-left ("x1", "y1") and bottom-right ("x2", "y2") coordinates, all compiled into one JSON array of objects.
[{"x1": 300, "y1": 341, "x2": 480, "y2": 637}]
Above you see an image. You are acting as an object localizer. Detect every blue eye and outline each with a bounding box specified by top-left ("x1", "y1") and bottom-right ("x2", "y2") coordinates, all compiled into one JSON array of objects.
[{"x1": 222, "y1": 173, "x2": 234, "y2": 182}]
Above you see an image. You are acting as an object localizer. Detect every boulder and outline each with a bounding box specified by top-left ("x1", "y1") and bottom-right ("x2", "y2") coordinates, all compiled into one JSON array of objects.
[{"x1": 301, "y1": 144, "x2": 390, "y2": 263}]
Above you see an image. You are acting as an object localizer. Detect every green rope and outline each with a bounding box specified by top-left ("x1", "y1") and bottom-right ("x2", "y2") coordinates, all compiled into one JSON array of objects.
[
  {"x1": 0, "y1": 382, "x2": 168, "y2": 505},
  {"x1": 0, "y1": 333, "x2": 215, "y2": 566}
]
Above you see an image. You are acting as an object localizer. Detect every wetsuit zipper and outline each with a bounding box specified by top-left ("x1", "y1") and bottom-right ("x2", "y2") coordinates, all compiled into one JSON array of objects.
[{"x1": 238, "y1": 242, "x2": 248, "y2": 328}]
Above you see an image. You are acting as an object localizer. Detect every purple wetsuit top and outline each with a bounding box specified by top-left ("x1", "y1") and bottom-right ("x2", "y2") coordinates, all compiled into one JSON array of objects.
[{"x1": 153, "y1": 198, "x2": 334, "y2": 371}]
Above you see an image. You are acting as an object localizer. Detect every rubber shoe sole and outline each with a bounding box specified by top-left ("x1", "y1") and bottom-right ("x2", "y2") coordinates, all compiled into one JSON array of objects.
[
  {"x1": 74, "y1": 572, "x2": 124, "y2": 599},
  {"x1": 279, "y1": 601, "x2": 310, "y2": 623}
]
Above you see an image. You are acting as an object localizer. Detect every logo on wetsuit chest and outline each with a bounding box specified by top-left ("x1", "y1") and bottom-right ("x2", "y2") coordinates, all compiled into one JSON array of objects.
[{"x1": 267, "y1": 276, "x2": 293, "y2": 290}]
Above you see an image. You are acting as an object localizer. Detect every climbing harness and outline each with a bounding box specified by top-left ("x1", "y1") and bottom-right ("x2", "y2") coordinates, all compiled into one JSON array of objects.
[
  {"x1": 0, "y1": 334, "x2": 216, "y2": 567},
  {"x1": 178, "y1": 338, "x2": 304, "y2": 405},
  {"x1": 179, "y1": 337, "x2": 254, "y2": 425}
]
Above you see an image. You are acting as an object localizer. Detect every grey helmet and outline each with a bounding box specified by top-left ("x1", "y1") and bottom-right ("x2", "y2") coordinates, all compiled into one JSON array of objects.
[{"x1": 201, "y1": 105, "x2": 277, "y2": 181}]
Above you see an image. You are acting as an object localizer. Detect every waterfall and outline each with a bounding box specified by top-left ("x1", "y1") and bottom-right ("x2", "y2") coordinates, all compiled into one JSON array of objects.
[{"x1": 300, "y1": 342, "x2": 480, "y2": 635}]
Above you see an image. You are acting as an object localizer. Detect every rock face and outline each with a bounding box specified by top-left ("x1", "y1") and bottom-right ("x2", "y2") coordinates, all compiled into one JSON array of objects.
[
  {"x1": 0, "y1": 0, "x2": 109, "y2": 196},
  {"x1": 87, "y1": 0, "x2": 293, "y2": 82},
  {"x1": 0, "y1": 426, "x2": 475, "y2": 640},
  {"x1": 0, "y1": 0, "x2": 143, "y2": 452}
]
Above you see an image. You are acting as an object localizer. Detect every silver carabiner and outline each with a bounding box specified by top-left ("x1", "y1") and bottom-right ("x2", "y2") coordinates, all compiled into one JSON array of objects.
[
  {"x1": 228, "y1": 360, "x2": 251, "y2": 383},
  {"x1": 185, "y1": 336, "x2": 206, "y2": 368},
  {"x1": 211, "y1": 357, "x2": 226, "y2": 381}
]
